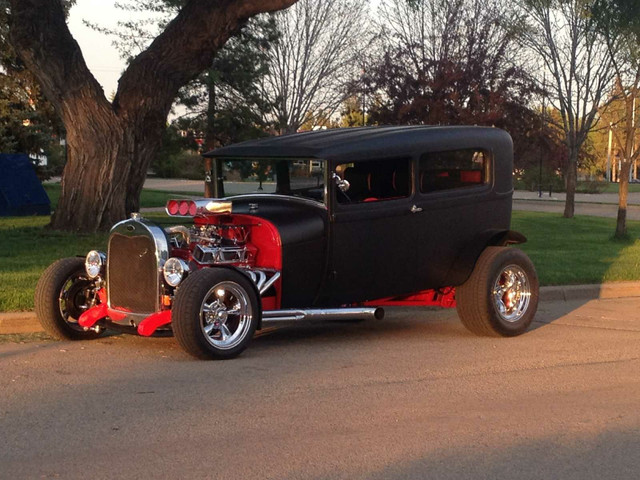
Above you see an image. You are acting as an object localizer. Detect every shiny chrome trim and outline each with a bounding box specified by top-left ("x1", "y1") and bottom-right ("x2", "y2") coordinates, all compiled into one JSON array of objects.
[
  {"x1": 492, "y1": 264, "x2": 531, "y2": 323},
  {"x1": 194, "y1": 244, "x2": 251, "y2": 265},
  {"x1": 200, "y1": 280, "x2": 254, "y2": 350},
  {"x1": 85, "y1": 250, "x2": 106, "y2": 279},
  {"x1": 224, "y1": 194, "x2": 328, "y2": 210},
  {"x1": 107, "y1": 216, "x2": 169, "y2": 314},
  {"x1": 262, "y1": 307, "x2": 384, "y2": 323},
  {"x1": 241, "y1": 269, "x2": 280, "y2": 295},
  {"x1": 163, "y1": 257, "x2": 190, "y2": 287},
  {"x1": 165, "y1": 194, "x2": 327, "y2": 217},
  {"x1": 165, "y1": 225, "x2": 191, "y2": 245},
  {"x1": 107, "y1": 311, "x2": 150, "y2": 327},
  {"x1": 165, "y1": 199, "x2": 232, "y2": 217}
]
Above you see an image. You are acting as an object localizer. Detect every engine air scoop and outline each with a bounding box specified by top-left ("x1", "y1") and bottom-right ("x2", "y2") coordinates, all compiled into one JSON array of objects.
[{"x1": 166, "y1": 199, "x2": 232, "y2": 217}]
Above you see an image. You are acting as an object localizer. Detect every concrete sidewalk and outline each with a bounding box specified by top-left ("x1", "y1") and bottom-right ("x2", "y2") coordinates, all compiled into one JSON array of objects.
[
  {"x1": 2, "y1": 282, "x2": 639, "y2": 335},
  {"x1": 513, "y1": 190, "x2": 640, "y2": 205},
  {"x1": 45, "y1": 177, "x2": 640, "y2": 205}
]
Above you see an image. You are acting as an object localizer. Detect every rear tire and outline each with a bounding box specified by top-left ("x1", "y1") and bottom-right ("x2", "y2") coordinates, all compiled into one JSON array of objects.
[
  {"x1": 173, "y1": 268, "x2": 260, "y2": 359},
  {"x1": 34, "y1": 257, "x2": 103, "y2": 340},
  {"x1": 456, "y1": 247, "x2": 538, "y2": 337}
]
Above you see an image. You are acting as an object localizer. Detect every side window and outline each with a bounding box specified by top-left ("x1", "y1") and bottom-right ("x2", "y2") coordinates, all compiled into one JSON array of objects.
[
  {"x1": 335, "y1": 158, "x2": 411, "y2": 204},
  {"x1": 419, "y1": 149, "x2": 488, "y2": 193}
]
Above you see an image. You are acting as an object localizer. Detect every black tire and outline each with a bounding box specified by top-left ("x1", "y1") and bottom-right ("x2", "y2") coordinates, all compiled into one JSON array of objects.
[
  {"x1": 456, "y1": 247, "x2": 539, "y2": 337},
  {"x1": 172, "y1": 268, "x2": 260, "y2": 359},
  {"x1": 34, "y1": 257, "x2": 104, "y2": 340}
]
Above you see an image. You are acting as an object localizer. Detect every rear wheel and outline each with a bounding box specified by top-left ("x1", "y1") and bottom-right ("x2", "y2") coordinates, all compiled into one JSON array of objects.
[
  {"x1": 172, "y1": 268, "x2": 260, "y2": 359},
  {"x1": 456, "y1": 247, "x2": 539, "y2": 337},
  {"x1": 34, "y1": 257, "x2": 103, "y2": 340}
]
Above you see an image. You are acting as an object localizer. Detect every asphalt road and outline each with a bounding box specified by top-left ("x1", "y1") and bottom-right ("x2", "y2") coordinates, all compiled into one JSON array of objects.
[{"x1": 3, "y1": 298, "x2": 640, "y2": 480}]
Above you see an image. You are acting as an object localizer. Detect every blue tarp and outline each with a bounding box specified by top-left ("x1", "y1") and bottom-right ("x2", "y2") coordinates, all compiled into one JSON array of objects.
[{"x1": 0, "y1": 154, "x2": 51, "y2": 216}]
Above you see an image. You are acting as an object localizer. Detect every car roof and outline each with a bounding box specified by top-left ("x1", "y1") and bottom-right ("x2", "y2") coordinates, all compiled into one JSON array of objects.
[{"x1": 203, "y1": 125, "x2": 512, "y2": 163}]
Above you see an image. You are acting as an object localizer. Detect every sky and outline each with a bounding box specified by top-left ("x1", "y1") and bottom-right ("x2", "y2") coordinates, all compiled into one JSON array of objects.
[
  {"x1": 66, "y1": 0, "x2": 380, "y2": 100},
  {"x1": 67, "y1": 1, "x2": 127, "y2": 98}
]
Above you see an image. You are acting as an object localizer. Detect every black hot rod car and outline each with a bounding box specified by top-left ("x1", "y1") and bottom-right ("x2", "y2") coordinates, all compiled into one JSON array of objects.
[{"x1": 35, "y1": 126, "x2": 539, "y2": 359}]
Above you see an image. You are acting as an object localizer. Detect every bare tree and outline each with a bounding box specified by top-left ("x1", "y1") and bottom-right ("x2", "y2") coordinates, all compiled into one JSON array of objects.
[
  {"x1": 7, "y1": 0, "x2": 298, "y2": 232},
  {"x1": 519, "y1": 0, "x2": 615, "y2": 218},
  {"x1": 607, "y1": 77, "x2": 640, "y2": 237},
  {"x1": 376, "y1": 0, "x2": 527, "y2": 81},
  {"x1": 593, "y1": 0, "x2": 640, "y2": 237},
  {"x1": 264, "y1": 0, "x2": 368, "y2": 134}
]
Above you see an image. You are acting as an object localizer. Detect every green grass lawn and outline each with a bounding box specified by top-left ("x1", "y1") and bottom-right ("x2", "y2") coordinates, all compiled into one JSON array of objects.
[
  {"x1": 43, "y1": 184, "x2": 202, "y2": 210},
  {"x1": 2, "y1": 210, "x2": 640, "y2": 312},
  {"x1": 0, "y1": 216, "x2": 108, "y2": 311},
  {"x1": 599, "y1": 183, "x2": 640, "y2": 194},
  {"x1": 512, "y1": 211, "x2": 640, "y2": 285}
]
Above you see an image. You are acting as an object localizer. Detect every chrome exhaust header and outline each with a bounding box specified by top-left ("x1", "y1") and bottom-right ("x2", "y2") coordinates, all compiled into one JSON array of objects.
[{"x1": 262, "y1": 307, "x2": 384, "y2": 323}]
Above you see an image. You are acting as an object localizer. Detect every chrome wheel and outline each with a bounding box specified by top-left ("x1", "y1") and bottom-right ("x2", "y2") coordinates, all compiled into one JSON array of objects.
[
  {"x1": 58, "y1": 272, "x2": 95, "y2": 331},
  {"x1": 200, "y1": 281, "x2": 254, "y2": 350},
  {"x1": 35, "y1": 257, "x2": 104, "y2": 340},
  {"x1": 492, "y1": 264, "x2": 531, "y2": 323}
]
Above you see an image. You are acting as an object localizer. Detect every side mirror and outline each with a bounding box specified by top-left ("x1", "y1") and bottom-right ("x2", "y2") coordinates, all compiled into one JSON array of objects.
[{"x1": 332, "y1": 172, "x2": 350, "y2": 192}]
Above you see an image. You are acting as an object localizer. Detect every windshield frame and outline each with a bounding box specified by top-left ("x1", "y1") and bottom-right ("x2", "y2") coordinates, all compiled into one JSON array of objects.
[{"x1": 217, "y1": 157, "x2": 328, "y2": 206}]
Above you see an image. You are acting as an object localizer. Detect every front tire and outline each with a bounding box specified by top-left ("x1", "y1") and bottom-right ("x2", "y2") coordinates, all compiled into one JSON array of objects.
[
  {"x1": 456, "y1": 247, "x2": 539, "y2": 337},
  {"x1": 172, "y1": 268, "x2": 260, "y2": 359},
  {"x1": 34, "y1": 257, "x2": 103, "y2": 340}
]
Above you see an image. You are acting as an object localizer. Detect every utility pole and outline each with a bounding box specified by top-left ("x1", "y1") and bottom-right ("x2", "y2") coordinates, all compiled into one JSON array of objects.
[
  {"x1": 633, "y1": 96, "x2": 637, "y2": 181},
  {"x1": 607, "y1": 122, "x2": 613, "y2": 182},
  {"x1": 539, "y1": 74, "x2": 545, "y2": 198}
]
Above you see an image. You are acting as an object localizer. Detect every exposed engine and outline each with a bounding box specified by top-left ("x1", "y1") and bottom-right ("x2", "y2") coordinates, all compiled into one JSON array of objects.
[{"x1": 189, "y1": 221, "x2": 257, "y2": 267}]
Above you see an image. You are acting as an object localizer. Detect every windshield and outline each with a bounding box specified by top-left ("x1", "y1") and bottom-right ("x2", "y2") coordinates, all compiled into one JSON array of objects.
[{"x1": 219, "y1": 158, "x2": 326, "y2": 204}]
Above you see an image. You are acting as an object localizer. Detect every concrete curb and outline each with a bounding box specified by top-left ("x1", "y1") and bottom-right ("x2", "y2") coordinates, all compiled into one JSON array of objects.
[
  {"x1": 0, "y1": 312, "x2": 43, "y2": 335},
  {"x1": 539, "y1": 282, "x2": 640, "y2": 302},
  {"x1": 2, "y1": 282, "x2": 640, "y2": 336}
]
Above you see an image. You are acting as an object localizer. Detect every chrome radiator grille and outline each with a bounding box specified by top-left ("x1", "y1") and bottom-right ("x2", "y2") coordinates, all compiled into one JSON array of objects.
[{"x1": 108, "y1": 232, "x2": 158, "y2": 313}]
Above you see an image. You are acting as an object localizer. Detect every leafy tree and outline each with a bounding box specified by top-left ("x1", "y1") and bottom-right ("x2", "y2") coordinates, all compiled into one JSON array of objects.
[
  {"x1": 5, "y1": 0, "x2": 298, "y2": 232},
  {"x1": 0, "y1": 0, "x2": 69, "y2": 177},
  {"x1": 339, "y1": 96, "x2": 367, "y2": 127},
  {"x1": 89, "y1": 2, "x2": 278, "y2": 198},
  {"x1": 361, "y1": 0, "x2": 544, "y2": 166}
]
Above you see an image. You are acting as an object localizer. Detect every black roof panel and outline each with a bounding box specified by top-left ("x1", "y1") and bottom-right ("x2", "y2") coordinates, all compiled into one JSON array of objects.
[{"x1": 203, "y1": 125, "x2": 511, "y2": 163}]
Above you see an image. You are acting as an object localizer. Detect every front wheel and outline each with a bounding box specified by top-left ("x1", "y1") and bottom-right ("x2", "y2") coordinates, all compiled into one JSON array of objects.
[
  {"x1": 456, "y1": 247, "x2": 539, "y2": 337},
  {"x1": 172, "y1": 268, "x2": 260, "y2": 359},
  {"x1": 34, "y1": 257, "x2": 104, "y2": 340}
]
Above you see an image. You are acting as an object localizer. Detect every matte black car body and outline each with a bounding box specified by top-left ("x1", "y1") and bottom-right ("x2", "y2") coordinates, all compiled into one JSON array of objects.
[
  {"x1": 207, "y1": 125, "x2": 518, "y2": 306},
  {"x1": 35, "y1": 125, "x2": 539, "y2": 359}
]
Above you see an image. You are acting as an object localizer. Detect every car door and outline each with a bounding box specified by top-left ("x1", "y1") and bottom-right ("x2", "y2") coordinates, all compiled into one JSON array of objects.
[
  {"x1": 326, "y1": 157, "x2": 422, "y2": 304},
  {"x1": 411, "y1": 148, "x2": 504, "y2": 288}
]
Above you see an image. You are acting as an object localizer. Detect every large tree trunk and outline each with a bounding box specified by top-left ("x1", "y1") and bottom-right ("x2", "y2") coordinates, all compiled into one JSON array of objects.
[
  {"x1": 9, "y1": 0, "x2": 298, "y2": 232},
  {"x1": 563, "y1": 146, "x2": 578, "y2": 219}
]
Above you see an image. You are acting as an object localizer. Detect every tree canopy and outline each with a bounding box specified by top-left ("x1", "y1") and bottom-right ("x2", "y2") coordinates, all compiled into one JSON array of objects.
[{"x1": 5, "y1": 0, "x2": 298, "y2": 232}]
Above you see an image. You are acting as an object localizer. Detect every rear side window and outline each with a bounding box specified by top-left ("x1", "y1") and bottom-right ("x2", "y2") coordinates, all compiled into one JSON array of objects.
[
  {"x1": 335, "y1": 158, "x2": 411, "y2": 204},
  {"x1": 419, "y1": 149, "x2": 488, "y2": 193}
]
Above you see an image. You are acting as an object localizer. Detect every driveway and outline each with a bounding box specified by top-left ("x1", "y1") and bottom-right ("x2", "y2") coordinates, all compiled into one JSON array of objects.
[{"x1": 2, "y1": 297, "x2": 640, "y2": 479}]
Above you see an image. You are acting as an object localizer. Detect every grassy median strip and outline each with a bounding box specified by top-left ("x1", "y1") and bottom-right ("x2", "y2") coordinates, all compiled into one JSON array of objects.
[
  {"x1": 0, "y1": 216, "x2": 108, "y2": 311},
  {"x1": 512, "y1": 211, "x2": 640, "y2": 285},
  {"x1": 1, "y1": 210, "x2": 640, "y2": 312}
]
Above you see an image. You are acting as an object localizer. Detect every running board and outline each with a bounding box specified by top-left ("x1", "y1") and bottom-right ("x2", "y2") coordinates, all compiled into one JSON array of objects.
[{"x1": 262, "y1": 307, "x2": 384, "y2": 323}]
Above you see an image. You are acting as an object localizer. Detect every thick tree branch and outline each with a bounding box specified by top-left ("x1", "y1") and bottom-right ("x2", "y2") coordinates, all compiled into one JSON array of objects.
[
  {"x1": 115, "y1": 0, "x2": 298, "y2": 119},
  {"x1": 8, "y1": 0, "x2": 113, "y2": 125}
]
